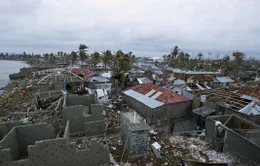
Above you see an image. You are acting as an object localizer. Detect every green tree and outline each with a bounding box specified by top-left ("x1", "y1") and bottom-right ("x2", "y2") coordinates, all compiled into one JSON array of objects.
[
  {"x1": 49, "y1": 53, "x2": 56, "y2": 64},
  {"x1": 131, "y1": 55, "x2": 136, "y2": 60},
  {"x1": 71, "y1": 51, "x2": 77, "y2": 66},
  {"x1": 163, "y1": 55, "x2": 167, "y2": 62},
  {"x1": 114, "y1": 50, "x2": 132, "y2": 72},
  {"x1": 91, "y1": 51, "x2": 101, "y2": 65},
  {"x1": 102, "y1": 50, "x2": 113, "y2": 70},
  {"x1": 179, "y1": 51, "x2": 185, "y2": 68},
  {"x1": 44, "y1": 53, "x2": 49, "y2": 61},
  {"x1": 197, "y1": 53, "x2": 203, "y2": 61},
  {"x1": 184, "y1": 53, "x2": 190, "y2": 68},
  {"x1": 78, "y1": 44, "x2": 88, "y2": 65},
  {"x1": 170, "y1": 45, "x2": 180, "y2": 66}
]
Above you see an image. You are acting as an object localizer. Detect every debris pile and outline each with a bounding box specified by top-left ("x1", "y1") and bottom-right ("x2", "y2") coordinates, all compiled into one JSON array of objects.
[
  {"x1": 168, "y1": 135, "x2": 231, "y2": 163},
  {"x1": 104, "y1": 94, "x2": 129, "y2": 135},
  {"x1": 0, "y1": 87, "x2": 36, "y2": 121}
]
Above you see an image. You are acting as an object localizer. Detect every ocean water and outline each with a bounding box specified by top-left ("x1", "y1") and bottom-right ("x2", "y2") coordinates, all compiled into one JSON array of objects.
[{"x1": 0, "y1": 60, "x2": 29, "y2": 91}]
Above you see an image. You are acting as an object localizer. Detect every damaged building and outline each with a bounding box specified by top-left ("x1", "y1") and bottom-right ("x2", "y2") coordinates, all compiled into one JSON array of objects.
[
  {"x1": 0, "y1": 122, "x2": 109, "y2": 166},
  {"x1": 122, "y1": 84, "x2": 192, "y2": 126},
  {"x1": 0, "y1": 78, "x2": 110, "y2": 165},
  {"x1": 37, "y1": 69, "x2": 83, "y2": 92},
  {"x1": 206, "y1": 114, "x2": 260, "y2": 165},
  {"x1": 62, "y1": 94, "x2": 105, "y2": 136}
]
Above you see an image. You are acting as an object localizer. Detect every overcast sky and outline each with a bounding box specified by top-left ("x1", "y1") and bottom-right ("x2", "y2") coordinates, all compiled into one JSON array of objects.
[{"x1": 1, "y1": 0, "x2": 260, "y2": 58}]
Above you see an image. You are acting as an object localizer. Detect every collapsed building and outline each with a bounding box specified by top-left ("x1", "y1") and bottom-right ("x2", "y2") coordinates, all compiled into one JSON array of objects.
[
  {"x1": 62, "y1": 94, "x2": 105, "y2": 136},
  {"x1": 37, "y1": 69, "x2": 83, "y2": 92},
  {"x1": 0, "y1": 68, "x2": 110, "y2": 166},
  {"x1": 0, "y1": 121, "x2": 109, "y2": 166},
  {"x1": 206, "y1": 114, "x2": 260, "y2": 164}
]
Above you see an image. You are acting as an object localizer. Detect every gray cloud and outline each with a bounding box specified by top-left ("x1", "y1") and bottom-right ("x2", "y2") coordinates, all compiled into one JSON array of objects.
[{"x1": 0, "y1": 0, "x2": 260, "y2": 58}]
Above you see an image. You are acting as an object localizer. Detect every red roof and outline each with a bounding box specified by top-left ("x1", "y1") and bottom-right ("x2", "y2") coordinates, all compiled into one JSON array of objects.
[
  {"x1": 83, "y1": 71, "x2": 99, "y2": 80},
  {"x1": 129, "y1": 84, "x2": 190, "y2": 104},
  {"x1": 238, "y1": 87, "x2": 260, "y2": 99},
  {"x1": 71, "y1": 68, "x2": 89, "y2": 76}
]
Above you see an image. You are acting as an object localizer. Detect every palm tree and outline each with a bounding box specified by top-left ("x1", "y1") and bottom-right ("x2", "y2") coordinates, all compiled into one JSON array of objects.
[
  {"x1": 197, "y1": 53, "x2": 203, "y2": 61},
  {"x1": 163, "y1": 55, "x2": 167, "y2": 62},
  {"x1": 179, "y1": 51, "x2": 185, "y2": 68},
  {"x1": 167, "y1": 54, "x2": 171, "y2": 64},
  {"x1": 91, "y1": 51, "x2": 101, "y2": 65},
  {"x1": 184, "y1": 53, "x2": 190, "y2": 68},
  {"x1": 114, "y1": 50, "x2": 131, "y2": 72},
  {"x1": 71, "y1": 51, "x2": 77, "y2": 66},
  {"x1": 78, "y1": 44, "x2": 88, "y2": 65},
  {"x1": 44, "y1": 53, "x2": 49, "y2": 61},
  {"x1": 170, "y1": 45, "x2": 180, "y2": 67},
  {"x1": 102, "y1": 50, "x2": 113, "y2": 70}
]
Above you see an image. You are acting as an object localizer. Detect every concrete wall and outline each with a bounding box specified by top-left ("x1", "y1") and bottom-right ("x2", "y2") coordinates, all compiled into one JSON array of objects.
[
  {"x1": 0, "y1": 121, "x2": 30, "y2": 138},
  {"x1": 63, "y1": 94, "x2": 96, "y2": 107},
  {"x1": 16, "y1": 124, "x2": 55, "y2": 158},
  {"x1": 0, "y1": 123, "x2": 110, "y2": 166},
  {"x1": 63, "y1": 102, "x2": 105, "y2": 136},
  {"x1": 224, "y1": 129, "x2": 260, "y2": 164},
  {"x1": 205, "y1": 115, "x2": 260, "y2": 164},
  {"x1": 84, "y1": 120, "x2": 105, "y2": 136},
  {"x1": 63, "y1": 105, "x2": 88, "y2": 134},
  {"x1": 246, "y1": 131, "x2": 260, "y2": 145},
  {"x1": 0, "y1": 128, "x2": 20, "y2": 161},
  {"x1": 75, "y1": 140, "x2": 110, "y2": 166}
]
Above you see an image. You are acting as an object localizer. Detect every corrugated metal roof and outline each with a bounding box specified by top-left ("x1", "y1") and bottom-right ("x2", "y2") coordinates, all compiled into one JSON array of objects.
[
  {"x1": 88, "y1": 76, "x2": 110, "y2": 83},
  {"x1": 238, "y1": 87, "x2": 260, "y2": 99},
  {"x1": 123, "y1": 89, "x2": 164, "y2": 108},
  {"x1": 151, "y1": 91, "x2": 163, "y2": 99},
  {"x1": 193, "y1": 106, "x2": 216, "y2": 117},
  {"x1": 127, "y1": 84, "x2": 190, "y2": 104},
  {"x1": 216, "y1": 77, "x2": 234, "y2": 83},
  {"x1": 84, "y1": 72, "x2": 99, "y2": 80},
  {"x1": 173, "y1": 79, "x2": 186, "y2": 85},
  {"x1": 71, "y1": 68, "x2": 89, "y2": 75},
  {"x1": 189, "y1": 75, "x2": 214, "y2": 82},
  {"x1": 239, "y1": 101, "x2": 260, "y2": 115}
]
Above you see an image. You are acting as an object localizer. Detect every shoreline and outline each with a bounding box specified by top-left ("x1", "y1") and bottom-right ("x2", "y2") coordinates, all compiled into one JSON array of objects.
[{"x1": 0, "y1": 60, "x2": 29, "y2": 95}]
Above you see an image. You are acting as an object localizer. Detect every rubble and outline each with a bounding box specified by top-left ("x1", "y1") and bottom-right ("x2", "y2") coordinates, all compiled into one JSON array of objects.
[{"x1": 168, "y1": 135, "x2": 231, "y2": 163}]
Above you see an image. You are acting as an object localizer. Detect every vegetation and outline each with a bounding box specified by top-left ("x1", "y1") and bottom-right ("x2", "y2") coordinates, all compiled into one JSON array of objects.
[
  {"x1": 91, "y1": 51, "x2": 101, "y2": 65},
  {"x1": 71, "y1": 51, "x2": 77, "y2": 66},
  {"x1": 114, "y1": 50, "x2": 132, "y2": 73},
  {"x1": 102, "y1": 50, "x2": 113, "y2": 69},
  {"x1": 78, "y1": 44, "x2": 88, "y2": 64}
]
